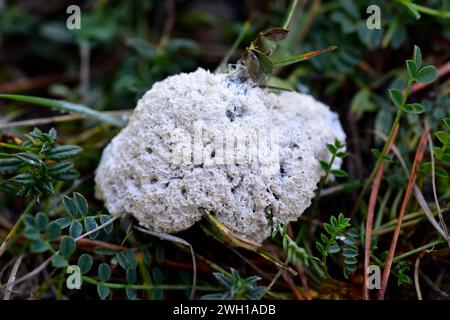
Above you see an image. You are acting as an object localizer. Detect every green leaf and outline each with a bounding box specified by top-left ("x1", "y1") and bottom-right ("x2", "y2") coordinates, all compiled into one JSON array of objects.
[
  {"x1": 23, "y1": 226, "x2": 40, "y2": 241},
  {"x1": 406, "y1": 60, "x2": 417, "y2": 80},
  {"x1": 0, "y1": 157, "x2": 23, "y2": 172},
  {"x1": 126, "y1": 288, "x2": 137, "y2": 300},
  {"x1": 98, "y1": 263, "x2": 112, "y2": 282},
  {"x1": 60, "y1": 236, "x2": 76, "y2": 257},
  {"x1": 320, "y1": 160, "x2": 331, "y2": 172},
  {"x1": 436, "y1": 131, "x2": 449, "y2": 145},
  {"x1": 45, "y1": 222, "x2": 61, "y2": 241},
  {"x1": 63, "y1": 196, "x2": 78, "y2": 216},
  {"x1": 260, "y1": 28, "x2": 290, "y2": 42},
  {"x1": 31, "y1": 239, "x2": 50, "y2": 253},
  {"x1": 326, "y1": 143, "x2": 337, "y2": 154},
  {"x1": 84, "y1": 217, "x2": 99, "y2": 239},
  {"x1": 250, "y1": 49, "x2": 274, "y2": 74},
  {"x1": 344, "y1": 256, "x2": 357, "y2": 264},
  {"x1": 15, "y1": 153, "x2": 43, "y2": 167},
  {"x1": 97, "y1": 284, "x2": 110, "y2": 300},
  {"x1": 35, "y1": 212, "x2": 49, "y2": 231},
  {"x1": 246, "y1": 50, "x2": 263, "y2": 82},
  {"x1": 416, "y1": 66, "x2": 438, "y2": 84},
  {"x1": 403, "y1": 103, "x2": 425, "y2": 114},
  {"x1": 330, "y1": 216, "x2": 338, "y2": 227},
  {"x1": 78, "y1": 254, "x2": 93, "y2": 274},
  {"x1": 324, "y1": 223, "x2": 334, "y2": 235},
  {"x1": 12, "y1": 173, "x2": 34, "y2": 185},
  {"x1": 388, "y1": 88, "x2": 404, "y2": 108},
  {"x1": 48, "y1": 162, "x2": 74, "y2": 177},
  {"x1": 443, "y1": 118, "x2": 450, "y2": 130},
  {"x1": 141, "y1": 246, "x2": 152, "y2": 266},
  {"x1": 330, "y1": 169, "x2": 348, "y2": 177},
  {"x1": 126, "y1": 267, "x2": 137, "y2": 284},
  {"x1": 69, "y1": 220, "x2": 83, "y2": 238},
  {"x1": 274, "y1": 46, "x2": 337, "y2": 68},
  {"x1": 316, "y1": 242, "x2": 325, "y2": 255},
  {"x1": 55, "y1": 218, "x2": 72, "y2": 228},
  {"x1": 74, "y1": 192, "x2": 88, "y2": 215},
  {"x1": 0, "y1": 94, "x2": 126, "y2": 127},
  {"x1": 343, "y1": 248, "x2": 358, "y2": 257},
  {"x1": 100, "y1": 215, "x2": 113, "y2": 235},
  {"x1": 47, "y1": 145, "x2": 82, "y2": 161},
  {"x1": 413, "y1": 45, "x2": 422, "y2": 68},
  {"x1": 336, "y1": 152, "x2": 349, "y2": 158},
  {"x1": 434, "y1": 167, "x2": 448, "y2": 178},
  {"x1": 329, "y1": 244, "x2": 341, "y2": 254},
  {"x1": 51, "y1": 253, "x2": 68, "y2": 268}
]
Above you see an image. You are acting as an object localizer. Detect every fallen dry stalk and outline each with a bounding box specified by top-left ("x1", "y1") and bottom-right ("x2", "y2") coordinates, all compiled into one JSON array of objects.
[
  {"x1": 378, "y1": 128, "x2": 430, "y2": 299},
  {"x1": 363, "y1": 124, "x2": 399, "y2": 300}
]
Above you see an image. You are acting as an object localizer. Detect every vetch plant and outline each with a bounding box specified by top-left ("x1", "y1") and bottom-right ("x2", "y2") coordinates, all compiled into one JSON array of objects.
[
  {"x1": 201, "y1": 268, "x2": 267, "y2": 300},
  {"x1": 315, "y1": 213, "x2": 358, "y2": 278},
  {"x1": 0, "y1": 128, "x2": 81, "y2": 198}
]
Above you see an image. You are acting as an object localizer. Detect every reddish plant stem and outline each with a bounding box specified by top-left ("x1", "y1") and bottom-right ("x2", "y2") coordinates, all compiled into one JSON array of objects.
[
  {"x1": 363, "y1": 124, "x2": 399, "y2": 299},
  {"x1": 378, "y1": 128, "x2": 430, "y2": 299}
]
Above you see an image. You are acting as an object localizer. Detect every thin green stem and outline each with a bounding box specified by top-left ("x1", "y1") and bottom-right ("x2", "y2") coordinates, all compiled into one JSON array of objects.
[
  {"x1": 283, "y1": 0, "x2": 299, "y2": 29},
  {"x1": 392, "y1": 240, "x2": 443, "y2": 263},
  {"x1": 398, "y1": 0, "x2": 450, "y2": 19},
  {"x1": 82, "y1": 276, "x2": 218, "y2": 292},
  {"x1": 311, "y1": 153, "x2": 336, "y2": 216}
]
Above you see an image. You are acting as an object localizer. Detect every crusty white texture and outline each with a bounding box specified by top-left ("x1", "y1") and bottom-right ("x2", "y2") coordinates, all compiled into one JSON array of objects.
[{"x1": 95, "y1": 68, "x2": 345, "y2": 243}]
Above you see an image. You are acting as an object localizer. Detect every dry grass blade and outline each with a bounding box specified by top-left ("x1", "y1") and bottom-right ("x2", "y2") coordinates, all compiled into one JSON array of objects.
[
  {"x1": 378, "y1": 128, "x2": 430, "y2": 299},
  {"x1": 2, "y1": 255, "x2": 24, "y2": 300}
]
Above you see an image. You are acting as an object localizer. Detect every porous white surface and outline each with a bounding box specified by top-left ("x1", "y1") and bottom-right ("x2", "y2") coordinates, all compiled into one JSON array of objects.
[{"x1": 95, "y1": 68, "x2": 346, "y2": 243}]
